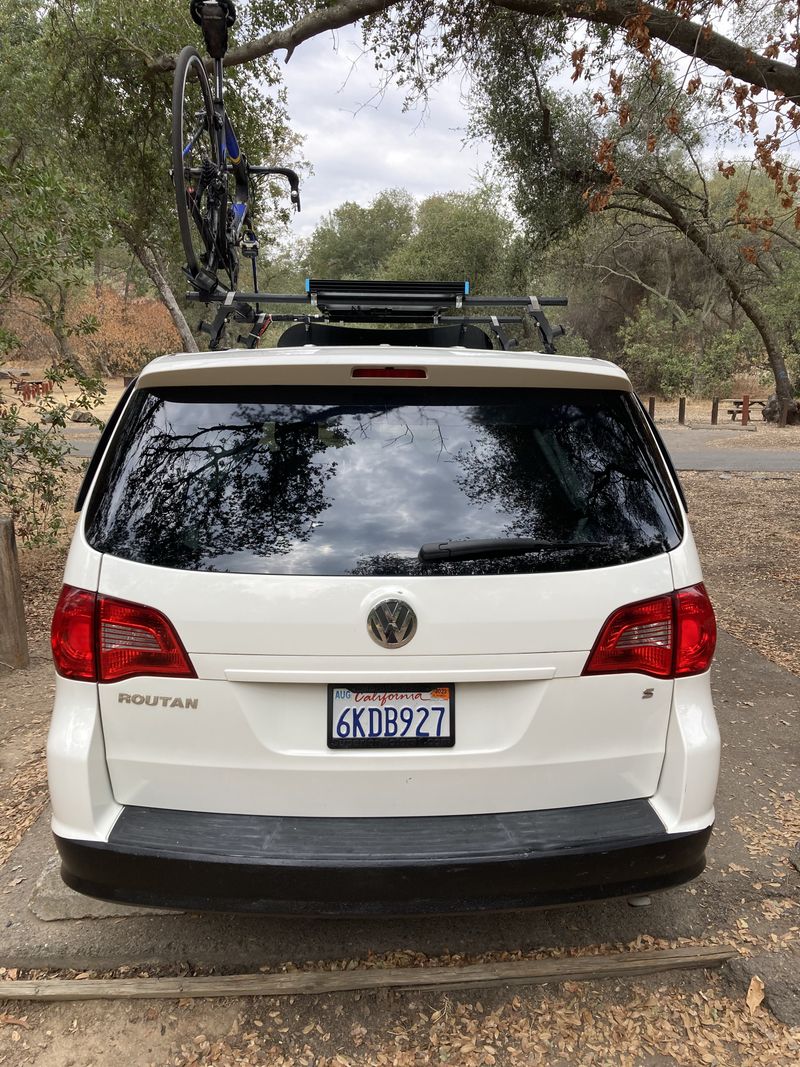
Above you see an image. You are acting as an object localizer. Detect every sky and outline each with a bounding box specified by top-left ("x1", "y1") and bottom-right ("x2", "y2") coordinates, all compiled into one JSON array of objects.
[
  {"x1": 273, "y1": 24, "x2": 787, "y2": 243},
  {"x1": 278, "y1": 30, "x2": 494, "y2": 237}
]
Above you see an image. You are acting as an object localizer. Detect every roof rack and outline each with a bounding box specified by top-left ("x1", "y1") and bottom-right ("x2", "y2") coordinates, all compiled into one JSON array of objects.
[{"x1": 185, "y1": 278, "x2": 567, "y2": 354}]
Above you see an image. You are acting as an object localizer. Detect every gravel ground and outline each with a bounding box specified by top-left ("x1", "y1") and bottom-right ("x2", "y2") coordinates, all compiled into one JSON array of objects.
[{"x1": 0, "y1": 442, "x2": 798, "y2": 1065}]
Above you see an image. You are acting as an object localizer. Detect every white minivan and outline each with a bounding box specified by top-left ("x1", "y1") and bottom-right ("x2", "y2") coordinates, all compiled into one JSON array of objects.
[{"x1": 48, "y1": 343, "x2": 719, "y2": 913}]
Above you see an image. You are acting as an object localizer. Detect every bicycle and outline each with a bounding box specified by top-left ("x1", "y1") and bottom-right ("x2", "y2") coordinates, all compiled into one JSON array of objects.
[{"x1": 171, "y1": 0, "x2": 300, "y2": 346}]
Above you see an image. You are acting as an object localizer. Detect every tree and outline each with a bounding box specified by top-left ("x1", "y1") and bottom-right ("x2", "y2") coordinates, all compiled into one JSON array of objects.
[
  {"x1": 0, "y1": 156, "x2": 105, "y2": 541},
  {"x1": 301, "y1": 186, "x2": 519, "y2": 294},
  {"x1": 145, "y1": 0, "x2": 800, "y2": 209},
  {"x1": 0, "y1": 1, "x2": 105, "y2": 541},
  {"x1": 467, "y1": 14, "x2": 798, "y2": 400},
  {"x1": 307, "y1": 190, "x2": 415, "y2": 278},
  {"x1": 0, "y1": 154, "x2": 96, "y2": 379},
  {"x1": 39, "y1": 0, "x2": 303, "y2": 350},
  {"x1": 0, "y1": 1, "x2": 101, "y2": 377},
  {"x1": 153, "y1": 0, "x2": 800, "y2": 109},
  {"x1": 383, "y1": 191, "x2": 514, "y2": 292}
]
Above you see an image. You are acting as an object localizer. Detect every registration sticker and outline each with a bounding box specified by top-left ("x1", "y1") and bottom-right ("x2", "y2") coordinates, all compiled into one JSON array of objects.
[{"x1": 327, "y1": 684, "x2": 455, "y2": 749}]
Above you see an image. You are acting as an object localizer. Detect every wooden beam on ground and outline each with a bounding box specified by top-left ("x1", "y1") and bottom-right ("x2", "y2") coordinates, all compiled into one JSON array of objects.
[
  {"x1": 0, "y1": 946, "x2": 735, "y2": 1003},
  {"x1": 0, "y1": 517, "x2": 29, "y2": 670}
]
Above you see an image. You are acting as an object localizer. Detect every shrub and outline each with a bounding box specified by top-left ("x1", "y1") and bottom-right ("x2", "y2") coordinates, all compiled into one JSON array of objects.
[
  {"x1": 616, "y1": 302, "x2": 695, "y2": 397},
  {"x1": 74, "y1": 287, "x2": 180, "y2": 376},
  {"x1": 0, "y1": 359, "x2": 105, "y2": 545}
]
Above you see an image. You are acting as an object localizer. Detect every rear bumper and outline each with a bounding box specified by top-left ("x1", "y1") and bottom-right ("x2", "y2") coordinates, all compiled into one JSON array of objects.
[{"x1": 55, "y1": 800, "x2": 712, "y2": 915}]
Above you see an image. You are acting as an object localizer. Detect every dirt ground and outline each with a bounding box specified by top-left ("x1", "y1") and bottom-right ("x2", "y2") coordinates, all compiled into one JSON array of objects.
[
  {"x1": 0, "y1": 411, "x2": 799, "y2": 1065},
  {"x1": 1, "y1": 971, "x2": 798, "y2": 1067},
  {"x1": 683, "y1": 471, "x2": 800, "y2": 676}
]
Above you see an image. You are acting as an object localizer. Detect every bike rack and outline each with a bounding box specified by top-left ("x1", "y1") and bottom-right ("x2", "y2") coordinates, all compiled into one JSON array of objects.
[{"x1": 185, "y1": 278, "x2": 567, "y2": 353}]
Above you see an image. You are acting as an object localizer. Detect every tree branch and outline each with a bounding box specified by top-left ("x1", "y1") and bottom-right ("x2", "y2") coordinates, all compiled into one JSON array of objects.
[
  {"x1": 587, "y1": 259, "x2": 693, "y2": 323},
  {"x1": 149, "y1": 0, "x2": 401, "y2": 73},
  {"x1": 632, "y1": 175, "x2": 794, "y2": 398},
  {"x1": 760, "y1": 221, "x2": 800, "y2": 252},
  {"x1": 495, "y1": 0, "x2": 800, "y2": 102},
  {"x1": 148, "y1": 0, "x2": 800, "y2": 105},
  {"x1": 605, "y1": 199, "x2": 672, "y2": 226}
]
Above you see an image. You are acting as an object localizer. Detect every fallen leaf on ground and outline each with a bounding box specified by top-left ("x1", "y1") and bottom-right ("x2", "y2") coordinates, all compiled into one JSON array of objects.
[
  {"x1": 746, "y1": 974, "x2": 765, "y2": 1014},
  {"x1": 0, "y1": 1014, "x2": 30, "y2": 1028}
]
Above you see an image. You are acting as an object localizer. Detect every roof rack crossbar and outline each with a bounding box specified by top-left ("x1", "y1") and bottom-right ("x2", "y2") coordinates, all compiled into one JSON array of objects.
[
  {"x1": 186, "y1": 290, "x2": 568, "y2": 309},
  {"x1": 185, "y1": 278, "x2": 567, "y2": 353}
]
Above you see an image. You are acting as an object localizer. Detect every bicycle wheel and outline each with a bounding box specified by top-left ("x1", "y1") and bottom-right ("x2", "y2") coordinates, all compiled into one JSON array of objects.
[{"x1": 172, "y1": 45, "x2": 224, "y2": 286}]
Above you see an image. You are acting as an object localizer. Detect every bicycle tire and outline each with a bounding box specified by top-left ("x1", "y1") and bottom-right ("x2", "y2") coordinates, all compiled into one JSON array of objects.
[{"x1": 172, "y1": 45, "x2": 221, "y2": 283}]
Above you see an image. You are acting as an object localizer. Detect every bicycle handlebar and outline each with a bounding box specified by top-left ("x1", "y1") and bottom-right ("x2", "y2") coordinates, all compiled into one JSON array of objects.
[{"x1": 248, "y1": 166, "x2": 301, "y2": 211}]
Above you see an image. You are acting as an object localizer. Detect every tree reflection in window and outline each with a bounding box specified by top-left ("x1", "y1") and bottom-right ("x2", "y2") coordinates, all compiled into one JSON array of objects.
[
  {"x1": 87, "y1": 392, "x2": 351, "y2": 571},
  {"x1": 452, "y1": 397, "x2": 678, "y2": 557},
  {"x1": 87, "y1": 387, "x2": 680, "y2": 577}
]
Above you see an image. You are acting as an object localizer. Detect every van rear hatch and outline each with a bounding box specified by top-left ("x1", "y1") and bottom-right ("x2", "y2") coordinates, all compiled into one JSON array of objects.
[{"x1": 83, "y1": 351, "x2": 684, "y2": 817}]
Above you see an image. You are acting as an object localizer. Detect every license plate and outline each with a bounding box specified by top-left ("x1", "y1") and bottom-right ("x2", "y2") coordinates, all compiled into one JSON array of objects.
[{"x1": 327, "y1": 685, "x2": 455, "y2": 749}]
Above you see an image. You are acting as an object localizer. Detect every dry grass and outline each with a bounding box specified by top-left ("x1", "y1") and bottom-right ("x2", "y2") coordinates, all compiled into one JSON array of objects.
[{"x1": 652, "y1": 394, "x2": 800, "y2": 435}]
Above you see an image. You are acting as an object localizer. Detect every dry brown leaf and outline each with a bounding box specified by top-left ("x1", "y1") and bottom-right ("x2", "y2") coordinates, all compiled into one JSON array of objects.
[
  {"x1": 0, "y1": 1014, "x2": 30, "y2": 1028},
  {"x1": 746, "y1": 974, "x2": 765, "y2": 1014}
]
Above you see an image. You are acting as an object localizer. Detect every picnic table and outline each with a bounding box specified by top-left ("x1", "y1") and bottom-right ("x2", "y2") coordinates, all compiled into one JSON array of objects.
[
  {"x1": 723, "y1": 398, "x2": 766, "y2": 421},
  {"x1": 9, "y1": 377, "x2": 54, "y2": 401}
]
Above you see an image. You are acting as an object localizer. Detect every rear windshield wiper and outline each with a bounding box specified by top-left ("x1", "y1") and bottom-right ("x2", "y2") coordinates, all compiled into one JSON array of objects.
[{"x1": 418, "y1": 538, "x2": 608, "y2": 563}]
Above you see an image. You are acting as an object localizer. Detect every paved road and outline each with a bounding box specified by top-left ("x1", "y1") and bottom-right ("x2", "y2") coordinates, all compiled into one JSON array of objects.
[
  {"x1": 659, "y1": 427, "x2": 800, "y2": 472},
  {"x1": 65, "y1": 428, "x2": 98, "y2": 460}
]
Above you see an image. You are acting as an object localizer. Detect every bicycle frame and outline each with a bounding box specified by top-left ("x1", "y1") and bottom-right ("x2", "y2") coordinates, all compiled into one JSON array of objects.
[
  {"x1": 177, "y1": 0, "x2": 301, "y2": 341},
  {"x1": 188, "y1": 56, "x2": 300, "y2": 249},
  {"x1": 211, "y1": 60, "x2": 249, "y2": 222}
]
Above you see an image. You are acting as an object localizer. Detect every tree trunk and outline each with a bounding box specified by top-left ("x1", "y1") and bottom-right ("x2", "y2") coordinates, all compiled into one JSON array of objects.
[
  {"x1": 635, "y1": 180, "x2": 794, "y2": 402},
  {"x1": 51, "y1": 320, "x2": 88, "y2": 378},
  {"x1": 47, "y1": 288, "x2": 89, "y2": 379},
  {"x1": 133, "y1": 244, "x2": 199, "y2": 353}
]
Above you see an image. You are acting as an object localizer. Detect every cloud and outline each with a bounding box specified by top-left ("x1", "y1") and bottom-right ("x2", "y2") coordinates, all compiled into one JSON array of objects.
[{"x1": 278, "y1": 31, "x2": 493, "y2": 235}]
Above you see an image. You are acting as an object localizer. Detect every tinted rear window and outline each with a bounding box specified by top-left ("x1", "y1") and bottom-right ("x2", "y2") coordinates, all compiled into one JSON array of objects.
[{"x1": 85, "y1": 386, "x2": 682, "y2": 576}]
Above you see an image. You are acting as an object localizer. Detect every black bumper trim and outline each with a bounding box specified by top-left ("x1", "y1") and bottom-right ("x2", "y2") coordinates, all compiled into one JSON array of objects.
[{"x1": 55, "y1": 801, "x2": 712, "y2": 915}]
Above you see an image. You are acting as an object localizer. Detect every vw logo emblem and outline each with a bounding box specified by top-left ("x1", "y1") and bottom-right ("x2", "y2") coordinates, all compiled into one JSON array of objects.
[{"x1": 367, "y1": 599, "x2": 417, "y2": 649}]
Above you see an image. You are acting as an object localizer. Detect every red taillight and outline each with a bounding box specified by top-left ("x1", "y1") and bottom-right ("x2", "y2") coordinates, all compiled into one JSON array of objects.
[
  {"x1": 583, "y1": 583, "x2": 716, "y2": 679},
  {"x1": 351, "y1": 367, "x2": 427, "y2": 378},
  {"x1": 51, "y1": 585, "x2": 97, "y2": 681},
  {"x1": 674, "y1": 584, "x2": 717, "y2": 677},
  {"x1": 583, "y1": 593, "x2": 674, "y2": 679},
  {"x1": 97, "y1": 595, "x2": 195, "y2": 682},
  {"x1": 50, "y1": 586, "x2": 195, "y2": 683}
]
